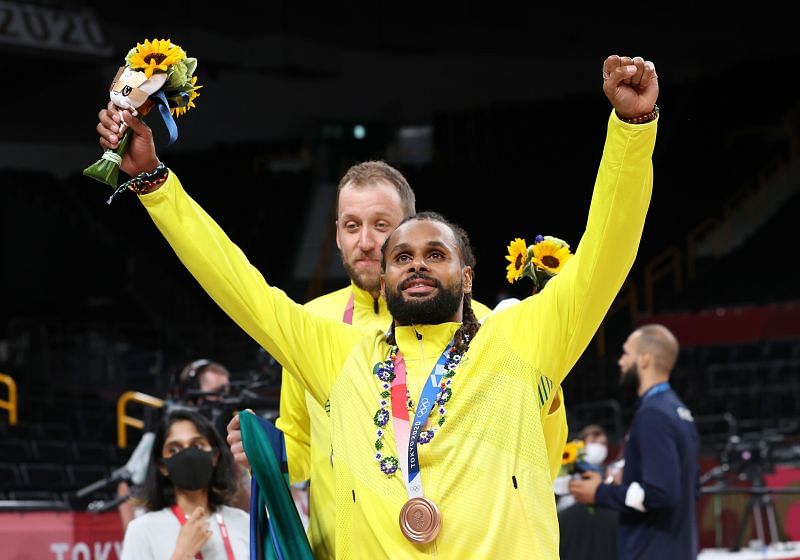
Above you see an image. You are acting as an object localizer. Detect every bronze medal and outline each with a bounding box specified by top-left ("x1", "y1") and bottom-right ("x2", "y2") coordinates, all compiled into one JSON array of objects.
[{"x1": 399, "y1": 496, "x2": 441, "y2": 544}]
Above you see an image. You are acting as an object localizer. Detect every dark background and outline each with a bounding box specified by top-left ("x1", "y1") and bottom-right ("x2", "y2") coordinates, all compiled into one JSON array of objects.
[{"x1": 1, "y1": 2, "x2": 799, "y2": 445}]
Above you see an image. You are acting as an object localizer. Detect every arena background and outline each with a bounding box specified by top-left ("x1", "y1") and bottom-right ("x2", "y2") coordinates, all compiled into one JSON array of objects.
[{"x1": 1, "y1": 2, "x2": 799, "y2": 557}]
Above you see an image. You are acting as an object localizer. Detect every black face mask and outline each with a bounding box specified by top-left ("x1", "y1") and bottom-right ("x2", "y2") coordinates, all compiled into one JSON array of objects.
[{"x1": 164, "y1": 447, "x2": 214, "y2": 490}]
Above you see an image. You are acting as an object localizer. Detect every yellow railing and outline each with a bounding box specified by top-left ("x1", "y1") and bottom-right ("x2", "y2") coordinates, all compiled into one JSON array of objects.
[
  {"x1": 117, "y1": 391, "x2": 165, "y2": 448},
  {"x1": 644, "y1": 246, "x2": 683, "y2": 316},
  {"x1": 0, "y1": 373, "x2": 18, "y2": 425}
]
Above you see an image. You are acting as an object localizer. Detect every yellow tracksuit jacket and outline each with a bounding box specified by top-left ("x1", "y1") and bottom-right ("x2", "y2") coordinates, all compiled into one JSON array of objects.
[
  {"x1": 276, "y1": 286, "x2": 565, "y2": 559},
  {"x1": 140, "y1": 111, "x2": 655, "y2": 558}
]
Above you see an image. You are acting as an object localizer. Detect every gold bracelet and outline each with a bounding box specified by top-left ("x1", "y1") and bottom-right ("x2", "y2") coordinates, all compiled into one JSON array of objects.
[{"x1": 617, "y1": 104, "x2": 659, "y2": 124}]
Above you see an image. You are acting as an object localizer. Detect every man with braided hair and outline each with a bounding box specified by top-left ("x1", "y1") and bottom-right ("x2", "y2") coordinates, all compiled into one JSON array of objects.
[
  {"x1": 97, "y1": 126, "x2": 568, "y2": 560},
  {"x1": 97, "y1": 52, "x2": 658, "y2": 557},
  {"x1": 261, "y1": 163, "x2": 565, "y2": 559}
]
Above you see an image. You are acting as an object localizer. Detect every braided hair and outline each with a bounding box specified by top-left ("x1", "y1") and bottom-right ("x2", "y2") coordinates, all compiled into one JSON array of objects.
[{"x1": 382, "y1": 211, "x2": 481, "y2": 352}]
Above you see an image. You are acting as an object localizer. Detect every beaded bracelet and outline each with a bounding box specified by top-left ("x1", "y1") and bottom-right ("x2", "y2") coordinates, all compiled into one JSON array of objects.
[
  {"x1": 106, "y1": 162, "x2": 169, "y2": 205},
  {"x1": 126, "y1": 162, "x2": 169, "y2": 194},
  {"x1": 617, "y1": 104, "x2": 659, "y2": 124}
]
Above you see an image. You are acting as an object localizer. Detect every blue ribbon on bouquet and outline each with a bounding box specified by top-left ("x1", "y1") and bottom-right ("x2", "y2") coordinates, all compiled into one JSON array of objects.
[{"x1": 150, "y1": 90, "x2": 188, "y2": 146}]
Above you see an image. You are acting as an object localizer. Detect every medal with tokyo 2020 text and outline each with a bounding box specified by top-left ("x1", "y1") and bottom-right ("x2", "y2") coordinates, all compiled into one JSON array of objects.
[{"x1": 388, "y1": 341, "x2": 456, "y2": 544}]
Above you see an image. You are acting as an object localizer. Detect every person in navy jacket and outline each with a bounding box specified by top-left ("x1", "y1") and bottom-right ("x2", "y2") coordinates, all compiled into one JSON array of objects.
[{"x1": 569, "y1": 324, "x2": 700, "y2": 560}]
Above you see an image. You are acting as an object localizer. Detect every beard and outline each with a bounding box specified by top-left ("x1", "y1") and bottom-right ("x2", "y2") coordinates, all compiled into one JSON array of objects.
[
  {"x1": 342, "y1": 256, "x2": 381, "y2": 295},
  {"x1": 386, "y1": 274, "x2": 463, "y2": 325},
  {"x1": 618, "y1": 362, "x2": 641, "y2": 402}
]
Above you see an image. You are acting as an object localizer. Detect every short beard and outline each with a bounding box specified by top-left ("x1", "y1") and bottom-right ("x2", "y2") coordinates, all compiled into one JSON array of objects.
[
  {"x1": 342, "y1": 259, "x2": 380, "y2": 295},
  {"x1": 386, "y1": 275, "x2": 463, "y2": 325}
]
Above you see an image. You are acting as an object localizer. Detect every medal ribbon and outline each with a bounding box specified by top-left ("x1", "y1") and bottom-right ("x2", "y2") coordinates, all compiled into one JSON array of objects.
[
  {"x1": 641, "y1": 382, "x2": 670, "y2": 403},
  {"x1": 342, "y1": 292, "x2": 355, "y2": 325},
  {"x1": 390, "y1": 342, "x2": 453, "y2": 498}
]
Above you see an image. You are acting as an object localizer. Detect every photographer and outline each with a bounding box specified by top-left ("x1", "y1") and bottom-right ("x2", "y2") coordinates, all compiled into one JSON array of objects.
[
  {"x1": 120, "y1": 408, "x2": 249, "y2": 559},
  {"x1": 170, "y1": 359, "x2": 231, "y2": 406},
  {"x1": 168, "y1": 360, "x2": 241, "y2": 447}
]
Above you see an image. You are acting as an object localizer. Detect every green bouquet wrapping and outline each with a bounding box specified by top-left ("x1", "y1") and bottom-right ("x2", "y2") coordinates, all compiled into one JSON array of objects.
[{"x1": 83, "y1": 38, "x2": 202, "y2": 201}]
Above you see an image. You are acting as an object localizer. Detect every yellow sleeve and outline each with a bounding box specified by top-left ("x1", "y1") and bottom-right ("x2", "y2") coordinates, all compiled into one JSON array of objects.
[
  {"x1": 138, "y1": 173, "x2": 361, "y2": 406},
  {"x1": 275, "y1": 369, "x2": 311, "y2": 483},
  {"x1": 499, "y1": 112, "x2": 656, "y2": 384}
]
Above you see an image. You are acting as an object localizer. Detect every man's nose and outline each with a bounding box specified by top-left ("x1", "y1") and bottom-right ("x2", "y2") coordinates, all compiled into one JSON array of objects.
[
  {"x1": 408, "y1": 256, "x2": 429, "y2": 271},
  {"x1": 358, "y1": 229, "x2": 376, "y2": 250}
]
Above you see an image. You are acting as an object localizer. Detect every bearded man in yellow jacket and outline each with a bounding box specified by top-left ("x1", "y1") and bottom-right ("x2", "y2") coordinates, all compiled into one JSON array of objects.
[
  {"x1": 270, "y1": 160, "x2": 568, "y2": 558},
  {"x1": 96, "y1": 53, "x2": 656, "y2": 558}
]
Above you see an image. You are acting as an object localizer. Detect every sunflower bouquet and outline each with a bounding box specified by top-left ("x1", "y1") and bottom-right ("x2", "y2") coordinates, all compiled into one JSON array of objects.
[
  {"x1": 555, "y1": 439, "x2": 595, "y2": 513},
  {"x1": 83, "y1": 38, "x2": 202, "y2": 198},
  {"x1": 504, "y1": 235, "x2": 573, "y2": 293},
  {"x1": 560, "y1": 439, "x2": 587, "y2": 477}
]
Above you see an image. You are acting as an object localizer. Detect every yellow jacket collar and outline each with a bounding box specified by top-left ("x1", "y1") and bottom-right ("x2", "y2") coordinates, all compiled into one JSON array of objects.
[
  {"x1": 350, "y1": 282, "x2": 384, "y2": 313},
  {"x1": 394, "y1": 322, "x2": 461, "y2": 355}
]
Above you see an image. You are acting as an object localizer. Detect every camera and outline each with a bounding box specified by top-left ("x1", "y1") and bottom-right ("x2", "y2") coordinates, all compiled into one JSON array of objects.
[
  {"x1": 182, "y1": 378, "x2": 278, "y2": 437},
  {"x1": 720, "y1": 434, "x2": 776, "y2": 483}
]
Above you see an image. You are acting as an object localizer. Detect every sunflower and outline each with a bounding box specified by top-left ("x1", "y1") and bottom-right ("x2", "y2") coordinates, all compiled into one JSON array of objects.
[
  {"x1": 561, "y1": 439, "x2": 585, "y2": 465},
  {"x1": 561, "y1": 441, "x2": 580, "y2": 465},
  {"x1": 532, "y1": 238, "x2": 573, "y2": 275},
  {"x1": 128, "y1": 39, "x2": 186, "y2": 78},
  {"x1": 171, "y1": 76, "x2": 202, "y2": 118},
  {"x1": 505, "y1": 237, "x2": 528, "y2": 283}
]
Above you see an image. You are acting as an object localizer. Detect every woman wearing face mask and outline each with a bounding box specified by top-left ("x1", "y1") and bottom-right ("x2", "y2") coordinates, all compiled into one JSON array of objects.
[
  {"x1": 121, "y1": 409, "x2": 249, "y2": 560},
  {"x1": 555, "y1": 424, "x2": 610, "y2": 511},
  {"x1": 557, "y1": 424, "x2": 618, "y2": 560},
  {"x1": 578, "y1": 424, "x2": 609, "y2": 472}
]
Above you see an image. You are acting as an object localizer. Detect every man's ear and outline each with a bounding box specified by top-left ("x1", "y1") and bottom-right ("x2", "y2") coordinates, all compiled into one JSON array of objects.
[
  {"x1": 335, "y1": 221, "x2": 342, "y2": 250},
  {"x1": 380, "y1": 274, "x2": 386, "y2": 297},
  {"x1": 462, "y1": 266, "x2": 474, "y2": 295},
  {"x1": 638, "y1": 351, "x2": 652, "y2": 371}
]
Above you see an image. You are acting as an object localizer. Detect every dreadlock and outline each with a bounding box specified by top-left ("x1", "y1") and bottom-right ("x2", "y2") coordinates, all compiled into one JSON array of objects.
[{"x1": 382, "y1": 211, "x2": 481, "y2": 352}]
